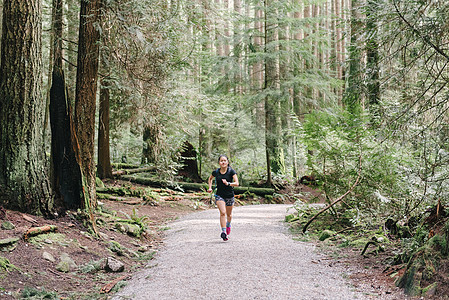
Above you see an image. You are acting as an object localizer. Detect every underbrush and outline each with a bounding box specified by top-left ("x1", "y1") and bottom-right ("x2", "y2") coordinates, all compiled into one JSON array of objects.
[{"x1": 286, "y1": 200, "x2": 449, "y2": 298}]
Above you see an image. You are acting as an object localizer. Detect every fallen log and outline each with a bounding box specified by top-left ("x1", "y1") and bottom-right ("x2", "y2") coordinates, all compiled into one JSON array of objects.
[
  {"x1": 24, "y1": 225, "x2": 58, "y2": 241},
  {"x1": 121, "y1": 175, "x2": 275, "y2": 196},
  {"x1": 111, "y1": 163, "x2": 139, "y2": 169},
  {"x1": 96, "y1": 186, "x2": 145, "y2": 197},
  {"x1": 112, "y1": 166, "x2": 157, "y2": 176}
]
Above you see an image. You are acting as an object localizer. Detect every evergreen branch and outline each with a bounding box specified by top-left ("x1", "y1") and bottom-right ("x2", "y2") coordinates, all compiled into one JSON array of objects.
[
  {"x1": 393, "y1": 0, "x2": 449, "y2": 62},
  {"x1": 302, "y1": 152, "x2": 363, "y2": 233}
]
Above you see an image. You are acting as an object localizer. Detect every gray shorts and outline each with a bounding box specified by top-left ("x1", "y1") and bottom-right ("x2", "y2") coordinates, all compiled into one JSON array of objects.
[{"x1": 215, "y1": 195, "x2": 235, "y2": 206}]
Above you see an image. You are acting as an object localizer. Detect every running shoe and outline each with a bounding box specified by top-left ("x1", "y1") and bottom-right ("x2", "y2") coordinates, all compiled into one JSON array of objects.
[
  {"x1": 221, "y1": 232, "x2": 228, "y2": 241},
  {"x1": 226, "y1": 226, "x2": 231, "y2": 235}
]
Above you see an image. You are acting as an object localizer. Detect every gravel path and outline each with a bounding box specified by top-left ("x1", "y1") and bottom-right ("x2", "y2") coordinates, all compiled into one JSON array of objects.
[{"x1": 112, "y1": 204, "x2": 369, "y2": 300}]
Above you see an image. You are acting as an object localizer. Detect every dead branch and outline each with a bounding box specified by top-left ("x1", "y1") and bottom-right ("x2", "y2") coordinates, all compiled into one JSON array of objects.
[
  {"x1": 302, "y1": 153, "x2": 362, "y2": 233},
  {"x1": 100, "y1": 275, "x2": 128, "y2": 293},
  {"x1": 24, "y1": 225, "x2": 58, "y2": 240},
  {"x1": 22, "y1": 214, "x2": 38, "y2": 224}
]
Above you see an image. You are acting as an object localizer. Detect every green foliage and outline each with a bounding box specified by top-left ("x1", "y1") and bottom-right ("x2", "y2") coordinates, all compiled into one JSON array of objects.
[
  {"x1": 28, "y1": 233, "x2": 67, "y2": 247},
  {"x1": 116, "y1": 208, "x2": 149, "y2": 237},
  {"x1": 0, "y1": 257, "x2": 20, "y2": 275},
  {"x1": 20, "y1": 287, "x2": 59, "y2": 299},
  {"x1": 396, "y1": 227, "x2": 429, "y2": 264},
  {"x1": 428, "y1": 235, "x2": 447, "y2": 256},
  {"x1": 135, "y1": 251, "x2": 156, "y2": 262},
  {"x1": 319, "y1": 230, "x2": 336, "y2": 241},
  {"x1": 299, "y1": 106, "x2": 436, "y2": 225},
  {"x1": 111, "y1": 163, "x2": 140, "y2": 169},
  {"x1": 79, "y1": 259, "x2": 104, "y2": 274},
  {"x1": 95, "y1": 177, "x2": 104, "y2": 188},
  {"x1": 285, "y1": 214, "x2": 299, "y2": 223},
  {"x1": 107, "y1": 241, "x2": 125, "y2": 256}
]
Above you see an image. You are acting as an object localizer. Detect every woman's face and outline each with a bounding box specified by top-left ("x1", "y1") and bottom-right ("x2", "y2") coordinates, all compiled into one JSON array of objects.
[{"x1": 219, "y1": 156, "x2": 229, "y2": 168}]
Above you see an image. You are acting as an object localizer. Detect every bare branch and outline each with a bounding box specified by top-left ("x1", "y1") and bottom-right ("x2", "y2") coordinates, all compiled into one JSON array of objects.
[{"x1": 302, "y1": 153, "x2": 363, "y2": 233}]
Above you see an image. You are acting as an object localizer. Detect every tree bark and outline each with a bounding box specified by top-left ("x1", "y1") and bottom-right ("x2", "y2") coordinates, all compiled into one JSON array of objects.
[
  {"x1": 141, "y1": 123, "x2": 161, "y2": 165},
  {"x1": 44, "y1": 0, "x2": 57, "y2": 140},
  {"x1": 50, "y1": 0, "x2": 83, "y2": 210},
  {"x1": 215, "y1": 0, "x2": 223, "y2": 57},
  {"x1": 65, "y1": 0, "x2": 78, "y2": 103},
  {"x1": 251, "y1": 7, "x2": 265, "y2": 128},
  {"x1": 233, "y1": 0, "x2": 242, "y2": 94},
  {"x1": 97, "y1": 76, "x2": 112, "y2": 179},
  {"x1": 366, "y1": 0, "x2": 380, "y2": 117},
  {"x1": 177, "y1": 141, "x2": 202, "y2": 183},
  {"x1": 74, "y1": 0, "x2": 102, "y2": 208},
  {"x1": 343, "y1": 0, "x2": 363, "y2": 112},
  {"x1": 0, "y1": 0, "x2": 52, "y2": 215},
  {"x1": 97, "y1": 20, "x2": 113, "y2": 179},
  {"x1": 264, "y1": 0, "x2": 285, "y2": 184}
]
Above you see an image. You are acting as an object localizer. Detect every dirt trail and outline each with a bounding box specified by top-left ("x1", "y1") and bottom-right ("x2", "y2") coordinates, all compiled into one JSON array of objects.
[{"x1": 112, "y1": 204, "x2": 370, "y2": 299}]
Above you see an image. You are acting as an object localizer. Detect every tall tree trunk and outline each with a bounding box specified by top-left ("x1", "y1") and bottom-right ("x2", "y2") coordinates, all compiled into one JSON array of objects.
[
  {"x1": 44, "y1": 0, "x2": 56, "y2": 140},
  {"x1": 97, "y1": 72, "x2": 112, "y2": 179},
  {"x1": 215, "y1": 0, "x2": 223, "y2": 57},
  {"x1": 74, "y1": 0, "x2": 102, "y2": 208},
  {"x1": 66, "y1": 0, "x2": 78, "y2": 103},
  {"x1": 97, "y1": 17, "x2": 112, "y2": 179},
  {"x1": 366, "y1": 0, "x2": 380, "y2": 118},
  {"x1": 302, "y1": 3, "x2": 313, "y2": 106},
  {"x1": 223, "y1": 0, "x2": 230, "y2": 57},
  {"x1": 198, "y1": 0, "x2": 213, "y2": 176},
  {"x1": 336, "y1": 0, "x2": 346, "y2": 99},
  {"x1": 141, "y1": 123, "x2": 161, "y2": 165},
  {"x1": 0, "y1": 0, "x2": 52, "y2": 215},
  {"x1": 0, "y1": 1, "x2": 2, "y2": 57},
  {"x1": 50, "y1": 0, "x2": 83, "y2": 210},
  {"x1": 264, "y1": 0, "x2": 285, "y2": 185},
  {"x1": 312, "y1": 4, "x2": 320, "y2": 100},
  {"x1": 293, "y1": 1, "x2": 303, "y2": 119},
  {"x1": 252, "y1": 7, "x2": 265, "y2": 128},
  {"x1": 292, "y1": 0, "x2": 304, "y2": 178},
  {"x1": 233, "y1": 0, "x2": 242, "y2": 95},
  {"x1": 343, "y1": 0, "x2": 363, "y2": 112},
  {"x1": 279, "y1": 6, "x2": 294, "y2": 178}
]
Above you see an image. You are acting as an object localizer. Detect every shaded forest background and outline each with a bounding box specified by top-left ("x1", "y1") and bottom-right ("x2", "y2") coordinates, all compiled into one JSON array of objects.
[{"x1": 1, "y1": 0, "x2": 449, "y2": 296}]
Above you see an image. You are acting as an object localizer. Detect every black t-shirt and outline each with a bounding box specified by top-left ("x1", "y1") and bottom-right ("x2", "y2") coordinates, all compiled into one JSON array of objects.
[{"x1": 212, "y1": 166, "x2": 237, "y2": 198}]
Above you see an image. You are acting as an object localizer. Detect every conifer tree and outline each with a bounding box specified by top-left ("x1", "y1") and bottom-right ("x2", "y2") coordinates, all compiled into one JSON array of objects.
[{"x1": 0, "y1": 0, "x2": 52, "y2": 214}]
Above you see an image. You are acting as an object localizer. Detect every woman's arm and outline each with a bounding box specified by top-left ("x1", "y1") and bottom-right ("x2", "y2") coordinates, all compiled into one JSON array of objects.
[
  {"x1": 229, "y1": 174, "x2": 239, "y2": 187},
  {"x1": 207, "y1": 175, "x2": 214, "y2": 193}
]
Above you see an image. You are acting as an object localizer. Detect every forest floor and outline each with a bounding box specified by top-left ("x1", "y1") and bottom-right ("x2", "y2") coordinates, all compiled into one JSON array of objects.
[{"x1": 0, "y1": 180, "x2": 415, "y2": 299}]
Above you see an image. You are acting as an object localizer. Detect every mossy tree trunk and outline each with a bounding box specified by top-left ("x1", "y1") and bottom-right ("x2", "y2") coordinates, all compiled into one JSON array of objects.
[
  {"x1": 366, "y1": 0, "x2": 380, "y2": 120},
  {"x1": 97, "y1": 19, "x2": 113, "y2": 179},
  {"x1": 141, "y1": 123, "x2": 161, "y2": 165},
  {"x1": 0, "y1": 0, "x2": 52, "y2": 215},
  {"x1": 65, "y1": 0, "x2": 78, "y2": 102},
  {"x1": 49, "y1": 0, "x2": 83, "y2": 210},
  {"x1": 343, "y1": 0, "x2": 363, "y2": 113},
  {"x1": 264, "y1": 0, "x2": 285, "y2": 185},
  {"x1": 97, "y1": 76, "x2": 112, "y2": 179},
  {"x1": 74, "y1": 0, "x2": 102, "y2": 208}
]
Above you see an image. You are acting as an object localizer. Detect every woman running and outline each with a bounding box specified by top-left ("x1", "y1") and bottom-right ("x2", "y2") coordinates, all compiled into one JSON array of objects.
[{"x1": 207, "y1": 155, "x2": 239, "y2": 241}]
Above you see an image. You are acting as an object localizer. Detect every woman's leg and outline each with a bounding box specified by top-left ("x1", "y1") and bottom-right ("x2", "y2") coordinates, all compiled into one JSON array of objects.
[
  {"x1": 216, "y1": 200, "x2": 227, "y2": 229},
  {"x1": 226, "y1": 205, "x2": 233, "y2": 235},
  {"x1": 226, "y1": 205, "x2": 233, "y2": 225},
  {"x1": 217, "y1": 201, "x2": 228, "y2": 240}
]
